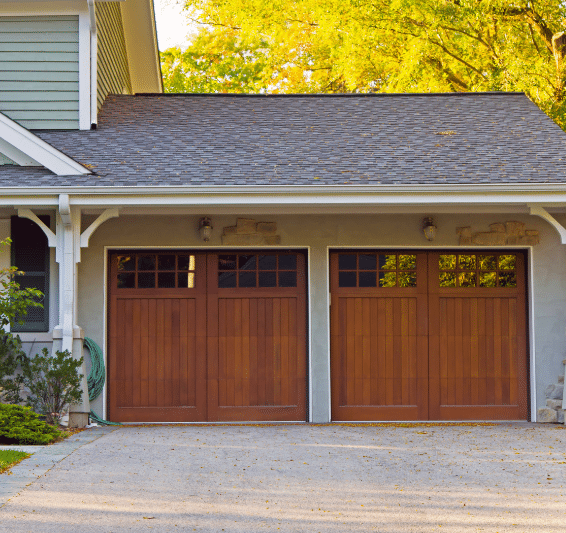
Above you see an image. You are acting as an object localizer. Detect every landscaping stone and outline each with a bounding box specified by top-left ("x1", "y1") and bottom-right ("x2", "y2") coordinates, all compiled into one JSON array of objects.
[
  {"x1": 537, "y1": 407, "x2": 558, "y2": 423},
  {"x1": 545, "y1": 384, "x2": 564, "y2": 400},
  {"x1": 557, "y1": 410, "x2": 565, "y2": 424},
  {"x1": 546, "y1": 399, "x2": 563, "y2": 410}
]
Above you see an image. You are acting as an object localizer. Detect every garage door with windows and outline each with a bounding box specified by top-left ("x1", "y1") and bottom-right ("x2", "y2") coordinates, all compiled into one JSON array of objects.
[
  {"x1": 108, "y1": 250, "x2": 307, "y2": 422},
  {"x1": 330, "y1": 250, "x2": 528, "y2": 421}
]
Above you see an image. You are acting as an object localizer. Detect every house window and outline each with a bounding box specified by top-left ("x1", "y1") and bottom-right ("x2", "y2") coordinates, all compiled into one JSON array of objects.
[{"x1": 11, "y1": 216, "x2": 50, "y2": 332}]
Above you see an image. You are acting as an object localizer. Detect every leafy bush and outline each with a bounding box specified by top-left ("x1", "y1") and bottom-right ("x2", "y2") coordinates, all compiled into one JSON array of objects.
[
  {"x1": 0, "y1": 237, "x2": 44, "y2": 404},
  {"x1": 20, "y1": 348, "x2": 84, "y2": 426},
  {"x1": 0, "y1": 404, "x2": 61, "y2": 445},
  {"x1": 0, "y1": 333, "x2": 27, "y2": 404}
]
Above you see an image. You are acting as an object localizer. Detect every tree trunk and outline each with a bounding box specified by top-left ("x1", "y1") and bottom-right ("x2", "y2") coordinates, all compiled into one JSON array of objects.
[{"x1": 552, "y1": 32, "x2": 566, "y2": 101}]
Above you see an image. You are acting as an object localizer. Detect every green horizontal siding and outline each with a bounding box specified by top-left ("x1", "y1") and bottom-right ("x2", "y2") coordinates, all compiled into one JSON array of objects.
[
  {"x1": 0, "y1": 42, "x2": 79, "y2": 52},
  {"x1": 0, "y1": 15, "x2": 79, "y2": 129},
  {"x1": 96, "y1": 3, "x2": 131, "y2": 110},
  {"x1": 0, "y1": 71, "x2": 79, "y2": 82},
  {"x1": 0, "y1": 91, "x2": 79, "y2": 102}
]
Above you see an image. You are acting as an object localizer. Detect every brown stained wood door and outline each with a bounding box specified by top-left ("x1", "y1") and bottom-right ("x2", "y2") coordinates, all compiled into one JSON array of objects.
[
  {"x1": 330, "y1": 250, "x2": 529, "y2": 422},
  {"x1": 108, "y1": 252, "x2": 207, "y2": 422},
  {"x1": 206, "y1": 252, "x2": 307, "y2": 421},
  {"x1": 428, "y1": 251, "x2": 529, "y2": 420},
  {"x1": 108, "y1": 250, "x2": 307, "y2": 423},
  {"x1": 330, "y1": 251, "x2": 429, "y2": 421}
]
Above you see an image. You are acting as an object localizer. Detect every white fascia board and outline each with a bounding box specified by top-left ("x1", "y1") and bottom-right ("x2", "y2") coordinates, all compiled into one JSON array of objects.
[
  {"x1": 0, "y1": 113, "x2": 90, "y2": 176},
  {"x1": 0, "y1": 184, "x2": 565, "y2": 208}
]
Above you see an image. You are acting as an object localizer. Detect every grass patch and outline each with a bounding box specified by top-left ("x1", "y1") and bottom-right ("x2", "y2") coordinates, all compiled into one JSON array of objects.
[{"x1": 0, "y1": 449, "x2": 30, "y2": 474}]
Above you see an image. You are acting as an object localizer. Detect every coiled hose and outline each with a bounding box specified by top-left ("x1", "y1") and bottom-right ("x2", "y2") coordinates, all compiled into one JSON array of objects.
[{"x1": 84, "y1": 337, "x2": 121, "y2": 426}]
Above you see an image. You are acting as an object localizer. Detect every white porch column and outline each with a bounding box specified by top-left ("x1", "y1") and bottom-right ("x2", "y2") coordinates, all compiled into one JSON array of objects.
[{"x1": 52, "y1": 194, "x2": 90, "y2": 427}]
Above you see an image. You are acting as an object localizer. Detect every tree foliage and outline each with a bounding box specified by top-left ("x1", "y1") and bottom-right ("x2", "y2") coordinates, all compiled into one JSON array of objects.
[{"x1": 162, "y1": 0, "x2": 566, "y2": 129}]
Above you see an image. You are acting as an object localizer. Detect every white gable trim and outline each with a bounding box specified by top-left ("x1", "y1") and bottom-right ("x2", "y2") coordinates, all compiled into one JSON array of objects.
[
  {"x1": 0, "y1": 139, "x2": 40, "y2": 166},
  {"x1": 0, "y1": 113, "x2": 91, "y2": 175}
]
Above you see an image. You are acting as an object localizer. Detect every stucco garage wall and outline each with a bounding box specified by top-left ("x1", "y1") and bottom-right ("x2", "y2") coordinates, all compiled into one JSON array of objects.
[{"x1": 77, "y1": 212, "x2": 566, "y2": 422}]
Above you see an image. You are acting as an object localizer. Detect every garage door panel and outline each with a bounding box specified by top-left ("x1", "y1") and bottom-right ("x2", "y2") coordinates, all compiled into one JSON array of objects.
[
  {"x1": 332, "y1": 250, "x2": 528, "y2": 421},
  {"x1": 108, "y1": 252, "x2": 209, "y2": 422},
  {"x1": 206, "y1": 252, "x2": 307, "y2": 421},
  {"x1": 429, "y1": 251, "x2": 528, "y2": 420}
]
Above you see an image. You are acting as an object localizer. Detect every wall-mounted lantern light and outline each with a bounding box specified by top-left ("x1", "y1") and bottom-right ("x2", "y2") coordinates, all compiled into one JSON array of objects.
[
  {"x1": 198, "y1": 217, "x2": 213, "y2": 242},
  {"x1": 423, "y1": 217, "x2": 437, "y2": 241}
]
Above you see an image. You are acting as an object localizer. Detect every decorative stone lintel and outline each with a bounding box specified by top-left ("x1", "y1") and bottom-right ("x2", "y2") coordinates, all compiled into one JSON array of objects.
[
  {"x1": 458, "y1": 221, "x2": 540, "y2": 246},
  {"x1": 221, "y1": 218, "x2": 281, "y2": 246}
]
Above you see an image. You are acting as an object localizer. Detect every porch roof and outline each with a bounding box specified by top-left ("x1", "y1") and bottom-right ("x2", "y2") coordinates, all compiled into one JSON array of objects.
[{"x1": 0, "y1": 92, "x2": 565, "y2": 188}]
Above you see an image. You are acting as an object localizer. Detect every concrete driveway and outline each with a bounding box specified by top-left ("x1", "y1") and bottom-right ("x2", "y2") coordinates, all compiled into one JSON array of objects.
[{"x1": 1, "y1": 423, "x2": 565, "y2": 532}]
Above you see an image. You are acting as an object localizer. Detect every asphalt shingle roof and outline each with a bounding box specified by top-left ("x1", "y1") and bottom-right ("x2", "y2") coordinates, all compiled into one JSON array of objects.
[{"x1": 1, "y1": 92, "x2": 565, "y2": 187}]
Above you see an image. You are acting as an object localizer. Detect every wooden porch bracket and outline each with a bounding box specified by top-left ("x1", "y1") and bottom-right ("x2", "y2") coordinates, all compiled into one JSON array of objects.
[
  {"x1": 16, "y1": 208, "x2": 57, "y2": 246},
  {"x1": 529, "y1": 205, "x2": 566, "y2": 244},
  {"x1": 80, "y1": 208, "x2": 119, "y2": 249}
]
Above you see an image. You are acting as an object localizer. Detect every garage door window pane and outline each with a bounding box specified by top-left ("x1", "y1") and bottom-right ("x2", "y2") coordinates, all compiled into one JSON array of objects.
[
  {"x1": 118, "y1": 273, "x2": 135, "y2": 288},
  {"x1": 158, "y1": 255, "x2": 175, "y2": 271},
  {"x1": 379, "y1": 271, "x2": 396, "y2": 287},
  {"x1": 279, "y1": 271, "x2": 297, "y2": 287},
  {"x1": 398, "y1": 272, "x2": 417, "y2": 287},
  {"x1": 258, "y1": 255, "x2": 277, "y2": 270},
  {"x1": 239, "y1": 255, "x2": 256, "y2": 270},
  {"x1": 439, "y1": 255, "x2": 456, "y2": 270},
  {"x1": 138, "y1": 256, "x2": 155, "y2": 271},
  {"x1": 117, "y1": 256, "x2": 135, "y2": 271},
  {"x1": 259, "y1": 272, "x2": 277, "y2": 287},
  {"x1": 279, "y1": 254, "x2": 297, "y2": 270},
  {"x1": 499, "y1": 272, "x2": 517, "y2": 287},
  {"x1": 499, "y1": 255, "x2": 516, "y2": 270},
  {"x1": 339, "y1": 254, "x2": 356, "y2": 270},
  {"x1": 178, "y1": 255, "x2": 196, "y2": 271},
  {"x1": 339, "y1": 271, "x2": 356, "y2": 287},
  {"x1": 218, "y1": 271, "x2": 237, "y2": 288},
  {"x1": 478, "y1": 255, "x2": 496, "y2": 270},
  {"x1": 440, "y1": 272, "x2": 456, "y2": 287},
  {"x1": 177, "y1": 272, "x2": 195, "y2": 288},
  {"x1": 138, "y1": 272, "x2": 155, "y2": 288},
  {"x1": 378, "y1": 255, "x2": 397, "y2": 270},
  {"x1": 219, "y1": 255, "x2": 237, "y2": 270},
  {"x1": 359, "y1": 254, "x2": 376, "y2": 270},
  {"x1": 479, "y1": 272, "x2": 497, "y2": 287},
  {"x1": 399, "y1": 255, "x2": 416, "y2": 270},
  {"x1": 458, "y1": 272, "x2": 477, "y2": 287},
  {"x1": 359, "y1": 272, "x2": 377, "y2": 287},
  {"x1": 239, "y1": 272, "x2": 257, "y2": 287},
  {"x1": 158, "y1": 272, "x2": 176, "y2": 288},
  {"x1": 459, "y1": 255, "x2": 476, "y2": 270}
]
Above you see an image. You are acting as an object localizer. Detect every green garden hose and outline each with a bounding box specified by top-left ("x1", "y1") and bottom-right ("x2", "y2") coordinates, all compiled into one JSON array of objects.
[{"x1": 84, "y1": 337, "x2": 121, "y2": 426}]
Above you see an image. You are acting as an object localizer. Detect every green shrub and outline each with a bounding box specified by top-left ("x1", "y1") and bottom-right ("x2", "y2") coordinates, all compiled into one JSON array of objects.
[
  {"x1": 0, "y1": 237, "x2": 44, "y2": 404},
  {"x1": 21, "y1": 348, "x2": 83, "y2": 426},
  {"x1": 0, "y1": 404, "x2": 61, "y2": 445}
]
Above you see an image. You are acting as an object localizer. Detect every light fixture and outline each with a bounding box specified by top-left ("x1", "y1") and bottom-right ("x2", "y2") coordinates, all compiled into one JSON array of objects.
[
  {"x1": 198, "y1": 217, "x2": 213, "y2": 242},
  {"x1": 423, "y1": 217, "x2": 436, "y2": 241}
]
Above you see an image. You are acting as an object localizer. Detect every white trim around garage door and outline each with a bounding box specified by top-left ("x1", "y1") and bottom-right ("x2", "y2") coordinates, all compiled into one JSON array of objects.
[
  {"x1": 102, "y1": 245, "x2": 313, "y2": 423},
  {"x1": 326, "y1": 245, "x2": 535, "y2": 422}
]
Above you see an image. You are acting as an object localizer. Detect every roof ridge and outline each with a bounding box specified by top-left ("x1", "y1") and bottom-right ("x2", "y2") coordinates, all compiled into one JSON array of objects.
[{"x1": 132, "y1": 91, "x2": 525, "y2": 98}]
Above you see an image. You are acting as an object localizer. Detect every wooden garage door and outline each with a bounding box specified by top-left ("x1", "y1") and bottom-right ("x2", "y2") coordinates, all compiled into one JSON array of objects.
[
  {"x1": 108, "y1": 250, "x2": 307, "y2": 423},
  {"x1": 330, "y1": 250, "x2": 528, "y2": 421}
]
